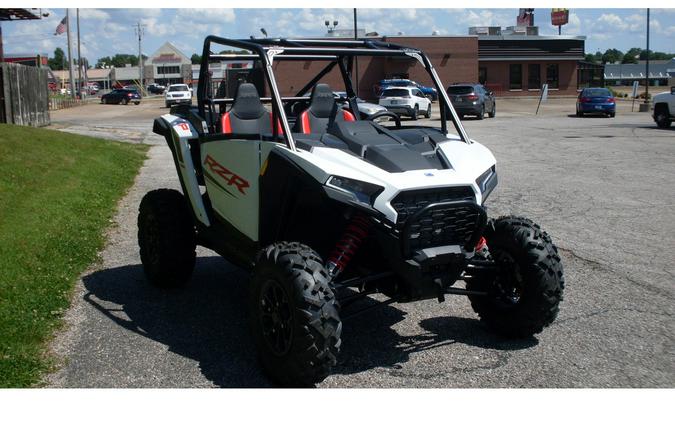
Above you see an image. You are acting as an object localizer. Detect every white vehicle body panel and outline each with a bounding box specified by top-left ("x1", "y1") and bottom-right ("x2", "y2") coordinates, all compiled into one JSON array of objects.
[
  {"x1": 273, "y1": 138, "x2": 496, "y2": 224},
  {"x1": 201, "y1": 140, "x2": 265, "y2": 241},
  {"x1": 652, "y1": 90, "x2": 675, "y2": 115},
  {"x1": 161, "y1": 114, "x2": 210, "y2": 226}
]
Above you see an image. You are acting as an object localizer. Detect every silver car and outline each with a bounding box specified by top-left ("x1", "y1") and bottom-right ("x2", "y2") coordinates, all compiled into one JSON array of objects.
[{"x1": 333, "y1": 91, "x2": 387, "y2": 118}]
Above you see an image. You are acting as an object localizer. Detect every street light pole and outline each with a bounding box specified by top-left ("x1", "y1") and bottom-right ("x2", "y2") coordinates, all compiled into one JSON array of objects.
[
  {"x1": 66, "y1": 9, "x2": 75, "y2": 99},
  {"x1": 353, "y1": 8, "x2": 359, "y2": 98},
  {"x1": 644, "y1": 8, "x2": 650, "y2": 103},
  {"x1": 77, "y1": 8, "x2": 82, "y2": 97}
]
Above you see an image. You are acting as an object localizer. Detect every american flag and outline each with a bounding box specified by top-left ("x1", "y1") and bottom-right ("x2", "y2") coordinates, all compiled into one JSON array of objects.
[{"x1": 54, "y1": 16, "x2": 67, "y2": 35}]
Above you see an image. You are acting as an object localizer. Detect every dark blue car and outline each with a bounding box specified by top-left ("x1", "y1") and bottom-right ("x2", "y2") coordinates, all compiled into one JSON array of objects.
[{"x1": 576, "y1": 88, "x2": 616, "y2": 117}]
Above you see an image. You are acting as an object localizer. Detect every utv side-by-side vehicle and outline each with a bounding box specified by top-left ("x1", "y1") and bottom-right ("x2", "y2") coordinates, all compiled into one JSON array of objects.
[{"x1": 140, "y1": 36, "x2": 565, "y2": 386}]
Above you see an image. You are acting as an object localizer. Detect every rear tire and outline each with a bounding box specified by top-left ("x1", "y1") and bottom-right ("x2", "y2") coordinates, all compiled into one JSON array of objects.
[
  {"x1": 466, "y1": 216, "x2": 564, "y2": 338},
  {"x1": 488, "y1": 103, "x2": 496, "y2": 118},
  {"x1": 655, "y1": 107, "x2": 672, "y2": 128},
  {"x1": 477, "y1": 104, "x2": 485, "y2": 120},
  {"x1": 250, "y1": 242, "x2": 341, "y2": 387},
  {"x1": 410, "y1": 105, "x2": 419, "y2": 120},
  {"x1": 425, "y1": 104, "x2": 432, "y2": 118},
  {"x1": 138, "y1": 189, "x2": 196, "y2": 288}
]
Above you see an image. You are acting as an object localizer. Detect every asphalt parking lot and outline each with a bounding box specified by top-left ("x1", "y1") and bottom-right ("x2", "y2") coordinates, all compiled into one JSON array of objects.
[{"x1": 47, "y1": 97, "x2": 675, "y2": 387}]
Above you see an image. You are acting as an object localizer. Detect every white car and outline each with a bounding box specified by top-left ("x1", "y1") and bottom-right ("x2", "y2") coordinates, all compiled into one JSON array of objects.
[
  {"x1": 652, "y1": 87, "x2": 675, "y2": 129},
  {"x1": 165, "y1": 84, "x2": 192, "y2": 108},
  {"x1": 378, "y1": 86, "x2": 432, "y2": 120}
]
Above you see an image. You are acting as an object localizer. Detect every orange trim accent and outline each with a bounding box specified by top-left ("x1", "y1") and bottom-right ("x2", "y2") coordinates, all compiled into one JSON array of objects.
[
  {"x1": 343, "y1": 110, "x2": 355, "y2": 122},
  {"x1": 300, "y1": 111, "x2": 311, "y2": 134},
  {"x1": 221, "y1": 113, "x2": 232, "y2": 134},
  {"x1": 269, "y1": 114, "x2": 285, "y2": 137}
]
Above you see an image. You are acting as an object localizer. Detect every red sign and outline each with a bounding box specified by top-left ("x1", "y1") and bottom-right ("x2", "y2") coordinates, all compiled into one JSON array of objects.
[{"x1": 551, "y1": 9, "x2": 569, "y2": 26}]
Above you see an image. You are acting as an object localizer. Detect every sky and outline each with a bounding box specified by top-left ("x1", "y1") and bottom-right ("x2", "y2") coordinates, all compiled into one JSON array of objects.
[{"x1": 2, "y1": 8, "x2": 674, "y2": 64}]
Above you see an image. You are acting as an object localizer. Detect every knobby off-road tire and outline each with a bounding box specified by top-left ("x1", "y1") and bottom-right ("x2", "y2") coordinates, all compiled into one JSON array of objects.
[
  {"x1": 466, "y1": 216, "x2": 565, "y2": 338},
  {"x1": 249, "y1": 242, "x2": 342, "y2": 387},
  {"x1": 138, "y1": 189, "x2": 196, "y2": 288}
]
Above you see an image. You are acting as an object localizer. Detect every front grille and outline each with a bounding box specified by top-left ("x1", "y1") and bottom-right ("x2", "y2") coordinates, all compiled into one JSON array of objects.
[{"x1": 391, "y1": 187, "x2": 482, "y2": 252}]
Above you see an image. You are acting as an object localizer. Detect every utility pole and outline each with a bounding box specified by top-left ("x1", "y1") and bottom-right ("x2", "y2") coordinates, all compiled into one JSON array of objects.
[
  {"x1": 66, "y1": 9, "x2": 75, "y2": 99},
  {"x1": 135, "y1": 22, "x2": 144, "y2": 89},
  {"x1": 645, "y1": 8, "x2": 650, "y2": 103},
  {"x1": 353, "y1": 8, "x2": 359, "y2": 98},
  {"x1": 76, "y1": 8, "x2": 82, "y2": 97}
]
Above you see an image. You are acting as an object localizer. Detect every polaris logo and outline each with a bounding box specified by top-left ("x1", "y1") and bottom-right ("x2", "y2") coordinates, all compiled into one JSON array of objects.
[
  {"x1": 424, "y1": 172, "x2": 434, "y2": 177},
  {"x1": 204, "y1": 155, "x2": 250, "y2": 195}
]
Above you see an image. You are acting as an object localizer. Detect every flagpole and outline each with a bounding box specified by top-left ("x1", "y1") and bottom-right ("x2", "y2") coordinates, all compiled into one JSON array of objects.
[
  {"x1": 77, "y1": 8, "x2": 82, "y2": 98},
  {"x1": 66, "y1": 9, "x2": 75, "y2": 99}
]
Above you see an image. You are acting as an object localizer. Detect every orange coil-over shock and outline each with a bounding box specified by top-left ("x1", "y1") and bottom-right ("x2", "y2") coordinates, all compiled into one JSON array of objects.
[{"x1": 326, "y1": 213, "x2": 371, "y2": 279}]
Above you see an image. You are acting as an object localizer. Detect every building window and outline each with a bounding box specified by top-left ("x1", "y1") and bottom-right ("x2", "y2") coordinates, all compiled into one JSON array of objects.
[
  {"x1": 546, "y1": 64, "x2": 559, "y2": 89},
  {"x1": 528, "y1": 64, "x2": 541, "y2": 89},
  {"x1": 509, "y1": 64, "x2": 522, "y2": 90},
  {"x1": 479, "y1": 66, "x2": 487, "y2": 85},
  {"x1": 157, "y1": 65, "x2": 180, "y2": 75}
]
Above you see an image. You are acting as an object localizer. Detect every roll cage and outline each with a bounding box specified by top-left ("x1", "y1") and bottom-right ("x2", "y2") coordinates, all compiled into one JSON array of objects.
[{"x1": 197, "y1": 36, "x2": 471, "y2": 152}]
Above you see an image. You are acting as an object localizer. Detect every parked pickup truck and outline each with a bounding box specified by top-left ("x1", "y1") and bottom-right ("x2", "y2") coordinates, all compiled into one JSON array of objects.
[{"x1": 652, "y1": 87, "x2": 675, "y2": 128}]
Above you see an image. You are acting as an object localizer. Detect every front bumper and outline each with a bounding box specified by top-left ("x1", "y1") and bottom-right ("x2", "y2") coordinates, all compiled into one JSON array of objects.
[
  {"x1": 166, "y1": 97, "x2": 192, "y2": 104},
  {"x1": 375, "y1": 197, "x2": 488, "y2": 301}
]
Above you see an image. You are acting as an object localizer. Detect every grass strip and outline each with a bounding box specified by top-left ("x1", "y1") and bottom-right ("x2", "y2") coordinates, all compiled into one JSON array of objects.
[{"x1": 0, "y1": 124, "x2": 148, "y2": 387}]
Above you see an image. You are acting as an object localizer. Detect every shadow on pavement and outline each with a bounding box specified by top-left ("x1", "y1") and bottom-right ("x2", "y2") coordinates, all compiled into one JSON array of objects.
[
  {"x1": 334, "y1": 301, "x2": 537, "y2": 376},
  {"x1": 83, "y1": 257, "x2": 537, "y2": 387}
]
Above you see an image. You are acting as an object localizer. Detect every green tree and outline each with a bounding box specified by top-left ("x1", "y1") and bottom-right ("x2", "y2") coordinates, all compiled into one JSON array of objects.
[
  {"x1": 601, "y1": 48, "x2": 624, "y2": 64},
  {"x1": 624, "y1": 47, "x2": 642, "y2": 62},
  {"x1": 584, "y1": 53, "x2": 597, "y2": 63},
  {"x1": 95, "y1": 54, "x2": 148, "y2": 69},
  {"x1": 48, "y1": 47, "x2": 66, "y2": 70},
  {"x1": 191, "y1": 53, "x2": 202, "y2": 64},
  {"x1": 622, "y1": 55, "x2": 638, "y2": 64}
]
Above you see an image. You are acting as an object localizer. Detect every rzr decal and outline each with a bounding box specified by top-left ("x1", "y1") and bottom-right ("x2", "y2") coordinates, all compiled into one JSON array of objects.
[{"x1": 204, "y1": 154, "x2": 250, "y2": 195}]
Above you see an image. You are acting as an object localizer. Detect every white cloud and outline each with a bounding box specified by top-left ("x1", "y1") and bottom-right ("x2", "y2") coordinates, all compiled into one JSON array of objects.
[
  {"x1": 79, "y1": 9, "x2": 110, "y2": 21},
  {"x1": 180, "y1": 8, "x2": 235, "y2": 24}
]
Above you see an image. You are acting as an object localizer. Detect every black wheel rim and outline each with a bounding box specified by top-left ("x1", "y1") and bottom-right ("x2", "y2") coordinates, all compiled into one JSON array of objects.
[
  {"x1": 259, "y1": 279, "x2": 294, "y2": 356},
  {"x1": 491, "y1": 249, "x2": 524, "y2": 307}
]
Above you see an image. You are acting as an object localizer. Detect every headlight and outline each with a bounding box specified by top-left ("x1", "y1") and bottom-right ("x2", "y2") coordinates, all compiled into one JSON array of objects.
[
  {"x1": 476, "y1": 165, "x2": 498, "y2": 203},
  {"x1": 326, "y1": 176, "x2": 384, "y2": 207}
]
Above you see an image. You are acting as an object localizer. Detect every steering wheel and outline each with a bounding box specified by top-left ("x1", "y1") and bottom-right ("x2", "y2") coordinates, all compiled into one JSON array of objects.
[{"x1": 366, "y1": 110, "x2": 401, "y2": 128}]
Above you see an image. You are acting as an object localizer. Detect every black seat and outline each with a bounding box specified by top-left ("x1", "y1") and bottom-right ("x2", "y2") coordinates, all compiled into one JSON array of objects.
[
  {"x1": 297, "y1": 84, "x2": 355, "y2": 134},
  {"x1": 220, "y1": 83, "x2": 273, "y2": 135}
]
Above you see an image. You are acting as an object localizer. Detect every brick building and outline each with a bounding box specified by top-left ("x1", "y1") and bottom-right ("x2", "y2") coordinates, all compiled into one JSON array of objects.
[
  {"x1": 271, "y1": 36, "x2": 478, "y2": 101},
  {"x1": 476, "y1": 34, "x2": 586, "y2": 96}
]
